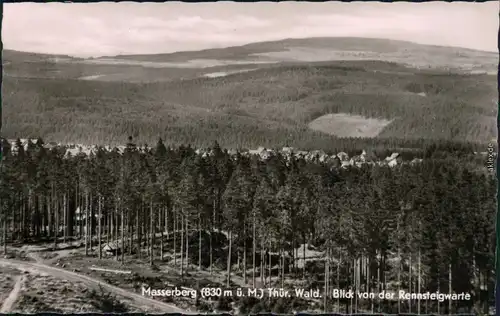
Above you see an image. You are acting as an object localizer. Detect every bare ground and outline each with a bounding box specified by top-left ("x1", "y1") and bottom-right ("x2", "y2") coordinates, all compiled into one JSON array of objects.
[{"x1": 0, "y1": 249, "x2": 188, "y2": 314}]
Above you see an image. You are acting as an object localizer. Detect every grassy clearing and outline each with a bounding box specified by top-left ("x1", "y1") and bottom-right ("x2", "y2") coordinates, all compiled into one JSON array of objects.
[{"x1": 308, "y1": 113, "x2": 393, "y2": 138}]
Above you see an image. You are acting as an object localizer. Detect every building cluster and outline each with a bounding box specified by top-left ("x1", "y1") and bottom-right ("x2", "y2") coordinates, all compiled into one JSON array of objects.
[
  {"x1": 4, "y1": 139, "x2": 424, "y2": 168},
  {"x1": 241, "y1": 146, "x2": 421, "y2": 168}
]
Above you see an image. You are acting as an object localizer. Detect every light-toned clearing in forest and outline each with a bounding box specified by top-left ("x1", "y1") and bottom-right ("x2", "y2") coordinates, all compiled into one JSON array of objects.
[
  {"x1": 308, "y1": 113, "x2": 392, "y2": 138},
  {"x1": 78, "y1": 74, "x2": 105, "y2": 80},
  {"x1": 203, "y1": 68, "x2": 257, "y2": 78}
]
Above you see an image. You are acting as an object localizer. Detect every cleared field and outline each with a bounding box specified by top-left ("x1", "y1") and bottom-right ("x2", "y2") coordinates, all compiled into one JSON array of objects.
[
  {"x1": 79, "y1": 74, "x2": 106, "y2": 80},
  {"x1": 203, "y1": 68, "x2": 257, "y2": 78},
  {"x1": 308, "y1": 113, "x2": 392, "y2": 138}
]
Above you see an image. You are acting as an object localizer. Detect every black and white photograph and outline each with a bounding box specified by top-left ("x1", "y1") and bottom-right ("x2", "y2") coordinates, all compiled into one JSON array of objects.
[{"x1": 0, "y1": 1, "x2": 498, "y2": 314}]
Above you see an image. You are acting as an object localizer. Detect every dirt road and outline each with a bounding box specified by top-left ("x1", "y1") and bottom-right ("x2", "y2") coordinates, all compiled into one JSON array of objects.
[
  {"x1": 0, "y1": 258, "x2": 190, "y2": 314},
  {"x1": 0, "y1": 275, "x2": 24, "y2": 313}
]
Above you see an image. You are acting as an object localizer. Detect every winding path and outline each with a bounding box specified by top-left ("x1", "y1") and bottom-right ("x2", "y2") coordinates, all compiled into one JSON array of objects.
[
  {"x1": 0, "y1": 275, "x2": 24, "y2": 313},
  {"x1": 0, "y1": 258, "x2": 189, "y2": 314}
]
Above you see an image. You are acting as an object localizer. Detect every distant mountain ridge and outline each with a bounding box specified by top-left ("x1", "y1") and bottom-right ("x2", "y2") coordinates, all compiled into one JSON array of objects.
[
  {"x1": 107, "y1": 37, "x2": 495, "y2": 61},
  {"x1": 4, "y1": 37, "x2": 497, "y2": 73}
]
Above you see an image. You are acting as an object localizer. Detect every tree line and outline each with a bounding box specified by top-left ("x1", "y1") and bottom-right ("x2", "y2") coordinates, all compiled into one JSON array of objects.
[{"x1": 0, "y1": 137, "x2": 495, "y2": 315}]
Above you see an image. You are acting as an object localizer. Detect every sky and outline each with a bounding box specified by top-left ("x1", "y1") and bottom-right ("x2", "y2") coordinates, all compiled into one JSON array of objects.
[{"x1": 3, "y1": 1, "x2": 498, "y2": 58}]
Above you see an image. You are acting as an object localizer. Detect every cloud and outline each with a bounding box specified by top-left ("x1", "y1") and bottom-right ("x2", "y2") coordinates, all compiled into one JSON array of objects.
[
  {"x1": 289, "y1": 13, "x2": 429, "y2": 41},
  {"x1": 2, "y1": 1, "x2": 497, "y2": 57}
]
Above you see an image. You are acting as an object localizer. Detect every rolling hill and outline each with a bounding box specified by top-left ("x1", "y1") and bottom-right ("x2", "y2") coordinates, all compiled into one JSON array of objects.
[{"x1": 2, "y1": 37, "x2": 497, "y2": 151}]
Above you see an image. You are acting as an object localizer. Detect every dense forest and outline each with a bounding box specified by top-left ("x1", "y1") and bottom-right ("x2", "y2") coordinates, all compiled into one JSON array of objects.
[
  {"x1": 3, "y1": 60, "x2": 496, "y2": 149},
  {"x1": 0, "y1": 137, "x2": 495, "y2": 314}
]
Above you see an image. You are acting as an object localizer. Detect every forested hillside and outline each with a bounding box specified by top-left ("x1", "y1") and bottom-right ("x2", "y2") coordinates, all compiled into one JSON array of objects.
[
  {"x1": 0, "y1": 138, "x2": 495, "y2": 314},
  {"x1": 104, "y1": 37, "x2": 498, "y2": 73},
  {"x1": 2, "y1": 59, "x2": 496, "y2": 150}
]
